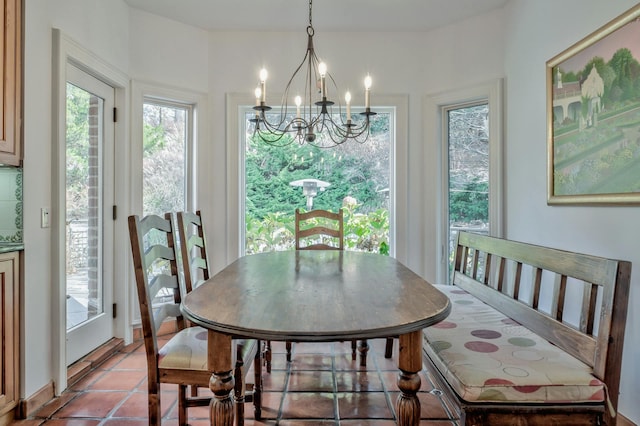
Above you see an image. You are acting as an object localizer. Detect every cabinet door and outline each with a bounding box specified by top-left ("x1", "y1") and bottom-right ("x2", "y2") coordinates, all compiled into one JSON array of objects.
[
  {"x1": 0, "y1": 252, "x2": 19, "y2": 419},
  {"x1": 0, "y1": 0, "x2": 22, "y2": 166}
]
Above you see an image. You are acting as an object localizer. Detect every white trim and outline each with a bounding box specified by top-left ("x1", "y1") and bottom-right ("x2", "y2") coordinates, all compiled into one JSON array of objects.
[
  {"x1": 51, "y1": 29, "x2": 130, "y2": 393},
  {"x1": 226, "y1": 93, "x2": 408, "y2": 262},
  {"x1": 423, "y1": 78, "x2": 504, "y2": 284}
]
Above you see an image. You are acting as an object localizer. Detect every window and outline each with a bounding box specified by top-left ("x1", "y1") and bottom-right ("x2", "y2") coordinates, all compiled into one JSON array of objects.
[
  {"x1": 228, "y1": 94, "x2": 408, "y2": 262},
  {"x1": 425, "y1": 80, "x2": 503, "y2": 284},
  {"x1": 446, "y1": 102, "x2": 489, "y2": 261},
  {"x1": 242, "y1": 108, "x2": 393, "y2": 255},
  {"x1": 142, "y1": 99, "x2": 192, "y2": 216}
]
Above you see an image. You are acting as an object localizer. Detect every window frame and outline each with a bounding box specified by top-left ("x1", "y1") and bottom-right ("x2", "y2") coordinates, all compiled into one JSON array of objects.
[
  {"x1": 424, "y1": 79, "x2": 504, "y2": 285},
  {"x1": 226, "y1": 93, "x2": 408, "y2": 262}
]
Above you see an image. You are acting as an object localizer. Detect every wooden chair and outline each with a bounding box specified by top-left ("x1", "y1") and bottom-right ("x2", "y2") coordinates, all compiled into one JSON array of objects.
[
  {"x1": 295, "y1": 208, "x2": 344, "y2": 250},
  {"x1": 295, "y1": 208, "x2": 395, "y2": 364},
  {"x1": 176, "y1": 210, "x2": 262, "y2": 420},
  {"x1": 265, "y1": 209, "x2": 366, "y2": 368},
  {"x1": 128, "y1": 213, "x2": 260, "y2": 426}
]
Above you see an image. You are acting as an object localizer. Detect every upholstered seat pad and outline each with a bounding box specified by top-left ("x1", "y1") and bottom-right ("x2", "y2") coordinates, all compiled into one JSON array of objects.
[
  {"x1": 158, "y1": 326, "x2": 258, "y2": 371},
  {"x1": 423, "y1": 284, "x2": 605, "y2": 404}
]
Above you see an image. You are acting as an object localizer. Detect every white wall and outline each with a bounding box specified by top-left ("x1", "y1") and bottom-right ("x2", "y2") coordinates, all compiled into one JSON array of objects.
[{"x1": 503, "y1": 0, "x2": 640, "y2": 422}]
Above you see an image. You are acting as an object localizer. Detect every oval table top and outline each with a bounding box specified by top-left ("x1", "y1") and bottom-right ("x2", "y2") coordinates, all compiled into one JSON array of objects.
[{"x1": 181, "y1": 250, "x2": 451, "y2": 342}]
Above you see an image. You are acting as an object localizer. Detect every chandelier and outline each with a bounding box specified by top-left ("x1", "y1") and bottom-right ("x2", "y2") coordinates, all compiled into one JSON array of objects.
[{"x1": 250, "y1": 0, "x2": 375, "y2": 147}]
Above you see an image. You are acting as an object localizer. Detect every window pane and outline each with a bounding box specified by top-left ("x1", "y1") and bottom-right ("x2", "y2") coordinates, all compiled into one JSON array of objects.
[
  {"x1": 65, "y1": 83, "x2": 104, "y2": 330},
  {"x1": 448, "y1": 103, "x2": 489, "y2": 267},
  {"x1": 142, "y1": 101, "x2": 188, "y2": 216},
  {"x1": 244, "y1": 111, "x2": 391, "y2": 255}
]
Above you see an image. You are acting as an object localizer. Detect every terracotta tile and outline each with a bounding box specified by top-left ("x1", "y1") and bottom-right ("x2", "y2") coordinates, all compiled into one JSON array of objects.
[
  {"x1": 102, "y1": 420, "x2": 149, "y2": 426},
  {"x1": 97, "y1": 353, "x2": 127, "y2": 370},
  {"x1": 277, "y1": 421, "x2": 336, "y2": 425},
  {"x1": 262, "y1": 370, "x2": 287, "y2": 391},
  {"x1": 111, "y1": 392, "x2": 149, "y2": 418},
  {"x1": 110, "y1": 352, "x2": 148, "y2": 370},
  {"x1": 337, "y1": 392, "x2": 393, "y2": 419},
  {"x1": 289, "y1": 355, "x2": 333, "y2": 371},
  {"x1": 41, "y1": 420, "x2": 102, "y2": 426},
  {"x1": 87, "y1": 369, "x2": 146, "y2": 391},
  {"x1": 247, "y1": 391, "x2": 283, "y2": 420},
  {"x1": 341, "y1": 421, "x2": 396, "y2": 426},
  {"x1": 333, "y1": 354, "x2": 360, "y2": 371},
  {"x1": 53, "y1": 391, "x2": 128, "y2": 418},
  {"x1": 291, "y1": 342, "x2": 333, "y2": 355},
  {"x1": 418, "y1": 392, "x2": 453, "y2": 420},
  {"x1": 287, "y1": 371, "x2": 334, "y2": 392},
  {"x1": 280, "y1": 392, "x2": 335, "y2": 419},
  {"x1": 335, "y1": 371, "x2": 384, "y2": 392}
]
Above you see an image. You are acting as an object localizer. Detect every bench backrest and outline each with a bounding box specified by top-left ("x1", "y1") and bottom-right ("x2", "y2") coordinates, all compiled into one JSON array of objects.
[{"x1": 451, "y1": 231, "x2": 631, "y2": 408}]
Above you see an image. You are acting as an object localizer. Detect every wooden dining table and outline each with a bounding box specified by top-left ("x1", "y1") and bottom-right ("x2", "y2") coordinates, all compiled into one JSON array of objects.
[{"x1": 180, "y1": 250, "x2": 451, "y2": 425}]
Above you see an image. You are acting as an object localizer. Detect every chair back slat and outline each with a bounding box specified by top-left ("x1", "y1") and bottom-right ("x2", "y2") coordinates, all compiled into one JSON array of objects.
[
  {"x1": 177, "y1": 210, "x2": 211, "y2": 294},
  {"x1": 295, "y1": 208, "x2": 344, "y2": 250},
  {"x1": 128, "y1": 213, "x2": 183, "y2": 361}
]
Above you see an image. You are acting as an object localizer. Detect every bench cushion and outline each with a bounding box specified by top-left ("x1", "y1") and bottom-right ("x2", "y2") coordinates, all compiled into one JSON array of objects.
[{"x1": 423, "y1": 284, "x2": 605, "y2": 404}]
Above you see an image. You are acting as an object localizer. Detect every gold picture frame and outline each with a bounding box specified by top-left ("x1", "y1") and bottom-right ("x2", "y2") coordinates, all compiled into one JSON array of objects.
[{"x1": 547, "y1": 4, "x2": 640, "y2": 205}]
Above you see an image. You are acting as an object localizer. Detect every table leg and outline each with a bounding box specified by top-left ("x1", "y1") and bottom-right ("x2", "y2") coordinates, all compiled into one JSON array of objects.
[
  {"x1": 396, "y1": 330, "x2": 422, "y2": 426},
  {"x1": 208, "y1": 330, "x2": 234, "y2": 426}
]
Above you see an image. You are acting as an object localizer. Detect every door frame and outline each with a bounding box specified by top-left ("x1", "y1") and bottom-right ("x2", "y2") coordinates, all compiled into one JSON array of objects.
[{"x1": 52, "y1": 29, "x2": 130, "y2": 393}]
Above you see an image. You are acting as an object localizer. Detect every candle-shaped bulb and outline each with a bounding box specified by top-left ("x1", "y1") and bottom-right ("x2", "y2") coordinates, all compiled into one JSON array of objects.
[
  {"x1": 364, "y1": 74, "x2": 372, "y2": 109},
  {"x1": 318, "y1": 62, "x2": 327, "y2": 98},
  {"x1": 259, "y1": 68, "x2": 268, "y2": 103},
  {"x1": 345, "y1": 91, "x2": 352, "y2": 121},
  {"x1": 295, "y1": 95, "x2": 302, "y2": 118},
  {"x1": 254, "y1": 87, "x2": 262, "y2": 116},
  {"x1": 318, "y1": 62, "x2": 327, "y2": 77}
]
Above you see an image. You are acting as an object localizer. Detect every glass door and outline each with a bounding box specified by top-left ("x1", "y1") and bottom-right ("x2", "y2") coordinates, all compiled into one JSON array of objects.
[{"x1": 65, "y1": 63, "x2": 115, "y2": 365}]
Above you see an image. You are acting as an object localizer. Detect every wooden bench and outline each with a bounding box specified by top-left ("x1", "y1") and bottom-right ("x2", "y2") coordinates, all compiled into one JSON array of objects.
[{"x1": 423, "y1": 231, "x2": 631, "y2": 425}]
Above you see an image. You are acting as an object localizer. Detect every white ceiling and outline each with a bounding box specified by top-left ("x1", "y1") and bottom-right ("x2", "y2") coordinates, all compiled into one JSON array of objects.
[{"x1": 123, "y1": 0, "x2": 509, "y2": 32}]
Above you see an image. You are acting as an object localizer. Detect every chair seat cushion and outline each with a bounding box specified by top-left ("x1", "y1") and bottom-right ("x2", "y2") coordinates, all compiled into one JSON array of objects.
[
  {"x1": 158, "y1": 326, "x2": 258, "y2": 371},
  {"x1": 423, "y1": 284, "x2": 605, "y2": 404}
]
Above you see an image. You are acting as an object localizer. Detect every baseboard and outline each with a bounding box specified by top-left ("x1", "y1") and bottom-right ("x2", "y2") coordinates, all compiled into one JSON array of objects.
[{"x1": 17, "y1": 380, "x2": 54, "y2": 419}]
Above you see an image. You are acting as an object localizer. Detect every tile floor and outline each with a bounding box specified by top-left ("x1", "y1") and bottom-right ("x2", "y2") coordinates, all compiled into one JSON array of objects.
[{"x1": 16, "y1": 337, "x2": 460, "y2": 425}]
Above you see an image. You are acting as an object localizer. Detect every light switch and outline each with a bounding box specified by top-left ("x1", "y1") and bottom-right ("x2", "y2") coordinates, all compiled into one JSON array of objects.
[{"x1": 41, "y1": 208, "x2": 50, "y2": 228}]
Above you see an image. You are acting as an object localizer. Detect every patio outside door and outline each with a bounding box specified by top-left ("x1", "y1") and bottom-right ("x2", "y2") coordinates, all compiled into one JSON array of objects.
[{"x1": 65, "y1": 63, "x2": 115, "y2": 365}]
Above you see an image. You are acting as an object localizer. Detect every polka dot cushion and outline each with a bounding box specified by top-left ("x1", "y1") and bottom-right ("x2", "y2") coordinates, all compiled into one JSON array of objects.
[
  {"x1": 423, "y1": 284, "x2": 605, "y2": 403},
  {"x1": 158, "y1": 326, "x2": 209, "y2": 370}
]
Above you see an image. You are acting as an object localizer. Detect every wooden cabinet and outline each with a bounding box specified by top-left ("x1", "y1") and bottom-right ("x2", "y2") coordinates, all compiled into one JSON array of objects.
[
  {"x1": 0, "y1": 0, "x2": 22, "y2": 166},
  {"x1": 0, "y1": 251, "x2": 19, "y2": 424}
]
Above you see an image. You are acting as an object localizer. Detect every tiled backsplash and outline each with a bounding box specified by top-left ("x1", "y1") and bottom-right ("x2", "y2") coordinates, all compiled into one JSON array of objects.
[{"x1": 0, "y1": 167, "x2": 22, "y2": 243}]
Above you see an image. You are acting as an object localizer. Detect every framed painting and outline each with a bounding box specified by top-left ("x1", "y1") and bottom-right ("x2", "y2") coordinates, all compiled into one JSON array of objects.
[{"x1": 547, "y1": 4, "x2": 640, "y2": 204}]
